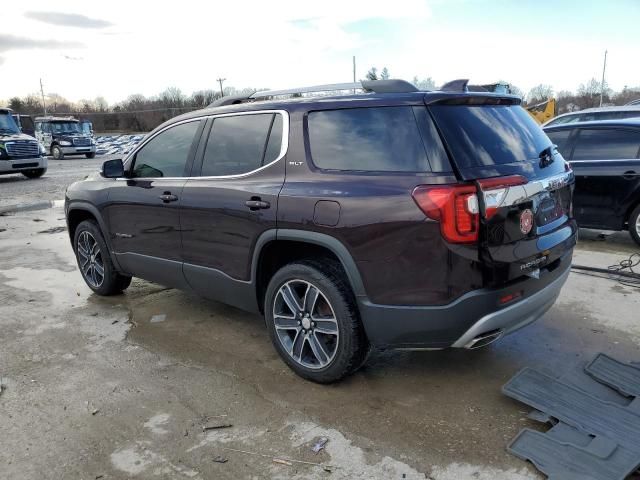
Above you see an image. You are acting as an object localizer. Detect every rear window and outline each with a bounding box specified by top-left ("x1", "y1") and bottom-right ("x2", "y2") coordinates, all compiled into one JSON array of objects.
[
  {"x1": 308, "y1": 106, "x2": 430, "y2": 172},
  {"x1": 430, "y1": 105, "x2": 552, "y2": 168},
  {"x1": 572, "y1": 128, "x2": 640, "y2": 160}
]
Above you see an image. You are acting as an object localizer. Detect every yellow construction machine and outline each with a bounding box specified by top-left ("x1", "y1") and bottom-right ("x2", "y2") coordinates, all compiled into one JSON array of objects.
[{"x1": 526, "y1": 98, "x2": 556, "y2": 124}]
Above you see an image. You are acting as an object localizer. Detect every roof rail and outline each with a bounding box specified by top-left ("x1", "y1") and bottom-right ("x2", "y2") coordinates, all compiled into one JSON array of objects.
[
  {"x1": 207, "y1": 79, "x2": 420, "y2": 107},
  {"x1": 208, "y1": 93, "x2": 257, "y2": 108},
  {"x1": 440, "y1": 79, "x2": 470, "y2": 92}
]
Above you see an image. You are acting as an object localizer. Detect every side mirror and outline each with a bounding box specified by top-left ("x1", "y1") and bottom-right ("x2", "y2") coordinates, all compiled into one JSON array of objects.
[{"x1": 102, "y1": 158, "x2": 125, "y2": 178}]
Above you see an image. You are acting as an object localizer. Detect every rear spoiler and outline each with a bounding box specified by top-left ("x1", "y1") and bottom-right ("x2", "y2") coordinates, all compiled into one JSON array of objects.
[
  {"x1": 429, "y1": 78, "x2": 521, "y2": 106},
  {"x1": 425, "y1": 93, "x2": 521, "y2": 106}
]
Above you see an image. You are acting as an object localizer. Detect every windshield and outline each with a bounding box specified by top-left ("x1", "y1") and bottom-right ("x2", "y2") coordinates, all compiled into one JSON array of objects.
[
  {"x1": 51, "y1": 121, "x2": 82, "y2": 134},
  {"x1": 430, "y1": 105, "x2": 552, "y2": 168},
  {"x1": 0, "y1": 113, "x2": 20, "y2": 134}
]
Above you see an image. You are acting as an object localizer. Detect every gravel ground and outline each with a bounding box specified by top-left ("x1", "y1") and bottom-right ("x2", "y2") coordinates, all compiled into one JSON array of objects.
[{"x1": 1, "y1": 160, "x2": 639, "y2": 479}]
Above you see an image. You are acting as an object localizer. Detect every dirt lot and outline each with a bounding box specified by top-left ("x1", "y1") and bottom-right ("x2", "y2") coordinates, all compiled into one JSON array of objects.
[{"x1": 1, "y1": 163, "x2": 639, "y2": 479}]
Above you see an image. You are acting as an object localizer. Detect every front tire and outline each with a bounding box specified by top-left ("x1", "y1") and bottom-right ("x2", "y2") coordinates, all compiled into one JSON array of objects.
[
  {"x1": 51, "y1": 145, "x2": 64, "y2": 160},
  {"x1": 22, "y1": 168, "x2": 46, "y2": 178},
  {"x1": 73, "y1": 219, "x2": 132, "y2": 295},
  {"x1": 85, "y1": 152, "x2": 96, "y2": 159},
  {"x1": 264, "y1": 259, "x2": 369, "y2": 383},
  {"x1": 629, "y1": 205, "x2": 640, "y2": 246}
]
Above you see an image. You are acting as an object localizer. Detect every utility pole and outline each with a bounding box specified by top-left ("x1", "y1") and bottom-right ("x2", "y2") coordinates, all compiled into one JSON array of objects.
[
  {"x1": 216, "y1": 77, "x2": 226, "y2": 97},
  {"x1": 352, "y1": 56, "x2": 356, "y2": 94},
  {"x1": 599, "y1": 49, "x2": 608, "y2": 107},
  {"x1": 39, "y1": 78, "x2": 47, "y2": 116}
]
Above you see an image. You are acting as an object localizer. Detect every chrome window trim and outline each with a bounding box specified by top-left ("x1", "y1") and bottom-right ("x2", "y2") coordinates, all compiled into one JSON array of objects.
[{"x1": 120, "y1": 110, "x2": 289, "y2": 181}]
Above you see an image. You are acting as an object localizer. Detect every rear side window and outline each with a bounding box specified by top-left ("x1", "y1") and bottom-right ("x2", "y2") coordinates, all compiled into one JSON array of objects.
[
  {"x1": 430, "y1": 105, "x2": 552, "y2": 168},
  {"x1": 201, "y1": 113, "x2": 281, "y2": 176},
  {"x1": 308, "y1": 106, "x2": 430, "y2": 172},
  {"x1": 573, "y1": 128, "x2": 640, "y2": 160},
  {"x1": 545, "y1": 129, "x2": 573, "y2": 158}
]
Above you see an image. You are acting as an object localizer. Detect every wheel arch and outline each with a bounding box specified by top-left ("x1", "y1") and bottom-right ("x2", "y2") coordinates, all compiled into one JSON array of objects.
[
  {"x1": 252, "y1": 229, "x2": 366, "y2": 313},
  {"x1": 66, "y1": 202, "x2": 121, "y2": 270}
]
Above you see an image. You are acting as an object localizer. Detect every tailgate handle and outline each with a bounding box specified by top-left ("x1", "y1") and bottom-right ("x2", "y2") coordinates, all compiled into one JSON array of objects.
[{"x1": 623, "y1": 170, "x2": 637, "y2": 180}]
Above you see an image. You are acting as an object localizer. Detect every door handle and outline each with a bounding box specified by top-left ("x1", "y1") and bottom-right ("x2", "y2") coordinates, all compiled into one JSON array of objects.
[
  {"x1": 159, "y1": 192, "x2": 178, "y2": 203},
  {"x1": 245, "y1": 199, "x2": 270, "y2": 210},
  {"x1": 622, "y1": 170, "x2": 637, "y2": 180}
]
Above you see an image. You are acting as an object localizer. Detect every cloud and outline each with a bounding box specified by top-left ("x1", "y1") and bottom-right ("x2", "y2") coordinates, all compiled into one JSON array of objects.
[
  {"x1": 25, "y1": 11, "x2": 113, "y2": 28},
  {"x1": 0, "y1": 34, "x2": 83, "y2": 52}
]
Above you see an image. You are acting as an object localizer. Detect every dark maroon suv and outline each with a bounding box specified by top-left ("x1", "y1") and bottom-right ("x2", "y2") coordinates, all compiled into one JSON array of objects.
[{"x1": 65, "y1": 79, "x2": 576, "y2": 382}]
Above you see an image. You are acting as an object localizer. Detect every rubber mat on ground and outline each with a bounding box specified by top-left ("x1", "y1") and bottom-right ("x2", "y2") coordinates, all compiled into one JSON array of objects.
[{"x1": 503, "y1": 354, "x2": 640, "y2": 480}]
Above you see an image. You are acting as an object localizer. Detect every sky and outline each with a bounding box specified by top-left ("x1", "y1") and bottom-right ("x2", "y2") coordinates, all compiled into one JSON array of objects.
[{"x1": 1, "y1": 0, "x2": 639, "y2": 105}]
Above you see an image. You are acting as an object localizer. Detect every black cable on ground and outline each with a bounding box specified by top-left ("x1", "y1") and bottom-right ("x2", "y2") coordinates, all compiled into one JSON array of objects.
[{"x1": 571, "y1": 253, "x2": 640, "y2": 288}]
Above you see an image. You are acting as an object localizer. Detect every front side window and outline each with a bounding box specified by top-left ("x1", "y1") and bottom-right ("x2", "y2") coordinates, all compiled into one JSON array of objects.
[
  {"x1": 572, "y1": 128, "x2": 640, "y2": 160},
  {"x1": 308, "y1": 106, "x2": 430, "y2": 172},
  {"x1": 131, "y1": 121, "x2": 201, "y2": 178},
  {"x1": 200, "y1": 113, "x2": 282, "y2": 177}
]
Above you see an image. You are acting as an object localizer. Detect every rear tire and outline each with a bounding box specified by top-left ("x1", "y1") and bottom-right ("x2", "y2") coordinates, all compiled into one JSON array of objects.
[
  {"x1": 73, "y1": 219, "x2": 132, "y2": 295},
  {"x1": 51, "y1": 145, "x2": 64, "y2": 160},
  {"x1": 22, "y1": 168, "x2": 46, "y2": 178},
  {"x1": 629, "y1": 205, "x2": 640, "y2": 246},
  {"x1": 264, "y1": 259, "x2": 369, "y2": 383},
  {"x1": 85, "y1": 152, "x2": 96, "y2": 159}
]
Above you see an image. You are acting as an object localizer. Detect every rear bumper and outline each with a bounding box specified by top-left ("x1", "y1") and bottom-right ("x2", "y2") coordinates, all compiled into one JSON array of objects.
[
  {"x1": 0, "y1": 157, "x2": 47, "y2": 174},
  {"x1": 450, "y1": 265, "x2": 569, "y2": 348},
  {"x1": 358, "y1": 250, "x2": 572, "y2": 349}
]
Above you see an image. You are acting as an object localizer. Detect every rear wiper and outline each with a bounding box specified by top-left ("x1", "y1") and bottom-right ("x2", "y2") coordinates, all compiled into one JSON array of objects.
[{"x1": 538, "y1": 145, "x2": 555, "y2": 168}]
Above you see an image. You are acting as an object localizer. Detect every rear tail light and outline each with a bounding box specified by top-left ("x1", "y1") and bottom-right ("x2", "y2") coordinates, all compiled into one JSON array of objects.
[
  {"x1": 477, "y1": 175, "x2": 527, "y2": 219},
  {"x1": 412, "y1": 184, "x2": 479, "y2": 244},
  {"x1": 413, "y1": 175, "x2": 529, "y2": 244}
]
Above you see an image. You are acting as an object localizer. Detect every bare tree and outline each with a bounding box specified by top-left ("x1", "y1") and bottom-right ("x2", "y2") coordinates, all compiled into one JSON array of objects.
[
  {"x1": 527, "y1": 84, "x2": 554, "y2": 104},
  {"x1": 412, "y1": 76, "x2": 436, "y2": 90},
  {"x1": 576, "y1": 78, "x2": 610, "y2": 109}
]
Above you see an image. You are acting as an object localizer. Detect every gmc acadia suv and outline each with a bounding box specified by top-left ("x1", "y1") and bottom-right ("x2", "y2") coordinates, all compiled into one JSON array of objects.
[{"x1": 65, "y1": 79, "x2": 576, "y2": 383}]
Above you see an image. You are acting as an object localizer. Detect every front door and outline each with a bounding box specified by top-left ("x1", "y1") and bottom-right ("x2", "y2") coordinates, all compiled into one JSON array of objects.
[
  {"x1": 180, "y1": 112, "x2": 286, "y2": 311},
  {"x1": 104, "y1": 119, "x2": 204, "y2": 288}
]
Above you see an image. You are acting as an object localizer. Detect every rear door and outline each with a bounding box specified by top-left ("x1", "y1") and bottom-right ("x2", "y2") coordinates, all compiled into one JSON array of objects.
[
  {"x1": 429, "y1": 103, "x2": 576, "y2": 278},
  {"x1": 179, "y1": 111, "x2": 287, "y2": 311},
  {"x1": 567, "y1": 127, "x2": 640, "y2": 229}
]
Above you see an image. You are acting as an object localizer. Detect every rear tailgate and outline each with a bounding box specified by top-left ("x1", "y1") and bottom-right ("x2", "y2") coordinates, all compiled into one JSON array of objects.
[{"x1": 429, "y1": 102, "x2": 577, "y2": 281}]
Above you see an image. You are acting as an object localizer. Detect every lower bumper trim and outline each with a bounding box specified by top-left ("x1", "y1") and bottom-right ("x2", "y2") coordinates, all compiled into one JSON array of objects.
[{"x1": 451, "y1": 265, "x2": 570, "y2": 348}]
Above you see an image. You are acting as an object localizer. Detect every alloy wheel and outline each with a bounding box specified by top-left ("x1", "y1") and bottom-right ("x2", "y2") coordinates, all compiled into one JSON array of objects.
[
  {"x1": 272, "y1": 279, "x2": 339, "y2": 369},
  {"x1": 77, "y1": 231, "x2": 105, "y2": 288}
]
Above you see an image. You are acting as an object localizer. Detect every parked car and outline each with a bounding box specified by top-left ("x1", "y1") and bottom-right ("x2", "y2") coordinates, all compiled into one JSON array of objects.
[
  {"x1": 35, "y1": 116, "x2": 96, "y2": 159},
  {"x1": 65, "y1": 79, "x2": 576, "y2": 383},
  {"x1": 0, "y1": 107, "x2": 48, "y2": 179},
  {"x1": 543, "y1": 105, "x2": 640, "y2": 127},
  {"x1": 544, "y1": 119, "x2": 640, "y2": 245}
]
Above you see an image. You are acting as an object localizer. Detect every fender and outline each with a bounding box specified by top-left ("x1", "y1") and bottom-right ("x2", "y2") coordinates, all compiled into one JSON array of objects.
[
  {"x1": 250, "y1": 229, "x2": 367, "y2": 298},
  {"x1": 65, "y1": 201, "x2": 124, "y2": 272}
]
